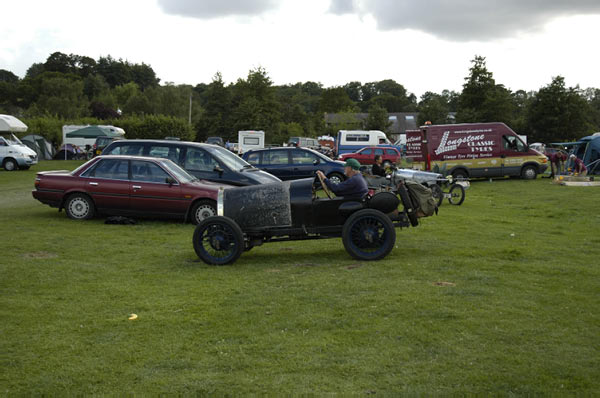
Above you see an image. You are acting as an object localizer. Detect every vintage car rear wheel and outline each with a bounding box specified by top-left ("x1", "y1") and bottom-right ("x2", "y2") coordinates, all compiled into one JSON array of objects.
[
  {"x1": 448, "y1": 183, "x2": 465, "y2": 205},
  {"x1": 193, "y1": 216, "x2": 244, "y2": 265},
  {"x1": 430, "y1": 184, "x2": 444, "y2": 207},
  {"x1": 65, "y1": 193, "x2": 95, "y2": 220},
  {"x1": 342, "y1": 209, "x2": 396, "y2": 261}
]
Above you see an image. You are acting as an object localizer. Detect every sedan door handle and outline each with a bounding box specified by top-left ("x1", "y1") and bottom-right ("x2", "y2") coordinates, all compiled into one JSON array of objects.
[
  {"x1": 132, "y1": 185, "x2": 142, "y2": 189},
  {"x1": 88, "y1": 182, "x2": 98, "y2": 186}
]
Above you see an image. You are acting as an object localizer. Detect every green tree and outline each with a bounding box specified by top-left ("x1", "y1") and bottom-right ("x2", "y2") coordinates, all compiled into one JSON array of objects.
[
  {"x1": 28, "y1": 73, "x2": 89, "y2": 118},
  {"x1": 319, "y1": 87, "x2": 357, "y2": 113},
  {"x1": 418, "y1": 91, "x2": 450, "y2": 125},
  {"x1": 456, "y1": 55, "x2": 515, "y2": 124},
  {"x1": 230, "y1": 67, "x2": 281, "y2": 139},
  {"x1": 197, "y1": 72, "x2": 233, "y2": 141},
  {"x1": 364, "y1": 104, "x2": 392, "y2": 132},
  {"x1": 526, "y1": 76, "x2": 593, "y2": 142}
]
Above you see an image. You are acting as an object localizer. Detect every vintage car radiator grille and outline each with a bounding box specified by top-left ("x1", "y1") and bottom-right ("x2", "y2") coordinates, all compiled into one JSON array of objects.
[{"x1": 222, "y1": 182, "x2": 292, "y2": 229}]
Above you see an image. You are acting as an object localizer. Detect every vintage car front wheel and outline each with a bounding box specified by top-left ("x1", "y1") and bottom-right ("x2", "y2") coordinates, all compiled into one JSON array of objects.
[
  {"x1": 342, "y1": 209, "x2": 396, "y2": 261},
  {"x1": 193, "y1": 216, "x2": 244, "y2": 265}
]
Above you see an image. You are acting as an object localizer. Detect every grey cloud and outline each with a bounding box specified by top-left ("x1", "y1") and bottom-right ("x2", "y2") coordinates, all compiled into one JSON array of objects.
[
  {"x1": 330, "y1": 0, "x2": 600, "y2": 41},
  {"x1": 157, "y1": 0, "x2": 278, "y2": 19},
  {"x1": 328, "y1": 0, "x2": 357, "y2": 15}
]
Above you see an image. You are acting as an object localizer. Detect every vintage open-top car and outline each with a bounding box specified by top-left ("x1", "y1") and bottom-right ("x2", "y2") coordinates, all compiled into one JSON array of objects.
[{"x1": 192, "y1": 171, "x2": 432, "y2": 265}]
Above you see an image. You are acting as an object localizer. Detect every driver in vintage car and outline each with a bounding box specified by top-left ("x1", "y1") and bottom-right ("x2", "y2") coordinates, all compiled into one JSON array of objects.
[{"x1": 316, "y1": 158, "x2": 368, "y2": 200}]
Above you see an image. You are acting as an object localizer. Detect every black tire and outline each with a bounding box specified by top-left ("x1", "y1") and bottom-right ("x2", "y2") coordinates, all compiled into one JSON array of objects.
[
  {"x1": 3, "y1": 158, "x2": 17, "y2": 171},
  {"x1": 521, "y1": 165, "x2": 537, "y2": 180},
  {"x1": 327, "y1": 172, "x2": 344, "y2": 184},
  {"x1": 452, "y1": 169, "x2": 468, "y2": 181},
  {"x1": 430, "y1": 184, "x2": 444, "y2": 207},
  {"x1": 190, "y1": 200, "x2": 217, "y2": 225},
  {"x1": 193, "y1": 216, "x2": 244, "y2": 265},
  {"x1": 397, "y1": 184, "x2": 418, "y2": 227},
  {"x1": 448, "y1": 183, "x2": 465, "y2": 205},
  {"x1": 342, "y1": 209, "x2": 396, "y2": 261},
  {"x1": 64, "y1": 193, "x2": 95, "y2": 220}
]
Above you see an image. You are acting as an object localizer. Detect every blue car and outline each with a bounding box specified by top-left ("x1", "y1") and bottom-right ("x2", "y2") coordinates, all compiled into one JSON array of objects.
[{"x1": 242, "y1": 147, "x2": 346, "y2": 183}]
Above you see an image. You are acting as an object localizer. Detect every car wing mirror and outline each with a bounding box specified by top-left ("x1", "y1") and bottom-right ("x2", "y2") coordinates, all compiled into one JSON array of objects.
[
  {"x1": 313, "y1": 159, "x2": 320, "y2": 165},
  {"x1": 166, "y1": 176, "x2": 176, "y2": 185},
  {"x1": 213, "y1": 165, "x2": 224, "y2": 175}
]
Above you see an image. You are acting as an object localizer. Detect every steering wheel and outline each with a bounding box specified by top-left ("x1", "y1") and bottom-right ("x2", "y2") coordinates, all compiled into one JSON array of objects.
[{"x1": 316, "y1": 172, "x2": 333, "y2": 199}]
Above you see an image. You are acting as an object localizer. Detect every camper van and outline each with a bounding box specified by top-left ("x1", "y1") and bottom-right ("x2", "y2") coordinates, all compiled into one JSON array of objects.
[
  {"x1": 238, "y1": 130, "x2": 265, "y2": 154},
  {"x1": 0, "y1": 134, "x2": 38, "y2": 171},
  {"x1": 335, "y1": 130, "x2": 400, "y2": 156},
  {"x1": 406, "y1": 122, "x2": 548, "y2": 180}
]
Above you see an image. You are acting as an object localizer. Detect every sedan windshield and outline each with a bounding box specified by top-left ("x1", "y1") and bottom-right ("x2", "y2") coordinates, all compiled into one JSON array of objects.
[
  {"x1": 204, "y1": 145, "x2": 252, "y2": 171},
  {"x1": 159, "y1": 159, "x2": 197, "y2": 183}
]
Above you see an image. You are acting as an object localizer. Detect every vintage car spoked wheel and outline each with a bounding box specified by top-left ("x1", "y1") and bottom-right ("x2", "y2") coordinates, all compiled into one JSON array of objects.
[
  {"x1": 65, "y1": 193, "x2": 95, "y2": 220},
  {"x1": 316, "y1": 172, "x2": 333, "y2": 199},
  {"x1": 193, "y1": 216, "x2": 244, "y2": 265},
  {"x1": 448, "y1": 183, "x2": 465, "y2": 205},
  {"x1": 342, "y1": 209, "x2": 396, "y2": 261},
  {"x1": 430, "y1": 184, "x2": 444, "y2": 207}
]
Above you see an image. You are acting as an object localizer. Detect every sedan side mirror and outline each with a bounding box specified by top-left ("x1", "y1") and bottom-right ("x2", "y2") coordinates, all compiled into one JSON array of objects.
[
  {"x1": 214, "y1": 165, "x2": 224, "y2": 175},
  {"x1": 166, "y1": 176, "x2": 176, "y2": 185},
  {"x1": 313, "y1": 159, "x2": 320, "y2": 165}
]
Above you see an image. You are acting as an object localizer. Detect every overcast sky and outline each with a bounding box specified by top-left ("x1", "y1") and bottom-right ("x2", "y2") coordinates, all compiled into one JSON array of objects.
[{"x1": 2, "y1": 0, "x2": 600, "y2": 98}]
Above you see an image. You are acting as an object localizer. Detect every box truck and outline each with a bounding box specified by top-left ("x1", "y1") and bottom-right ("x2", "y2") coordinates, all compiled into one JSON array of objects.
[{"x1": 405, "y1": 122, "x2": 548, "y2": 180}]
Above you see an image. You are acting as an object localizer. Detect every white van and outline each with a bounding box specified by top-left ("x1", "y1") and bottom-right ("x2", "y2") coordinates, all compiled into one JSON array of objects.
[
  {"x1": 336, "y1": 130, "x2": 399, "y2": 155},
  {"x1": 0, "y1": 134, "x2": 38, "y2": 171},
  {"x1": 238, "y1": 130, "x2": 265, "y2": 154}
]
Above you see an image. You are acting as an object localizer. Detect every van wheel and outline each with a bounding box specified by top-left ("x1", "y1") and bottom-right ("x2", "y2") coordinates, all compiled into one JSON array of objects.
[
  {"x1": 3, "y1": 158, "x2": 17, "y2": 171},
  {"x1": 521, "y1": 165, "x2": 537, "y2": 180},
  {"x1": 452, "y1": 169, "x2": 468, "y2": 181}
]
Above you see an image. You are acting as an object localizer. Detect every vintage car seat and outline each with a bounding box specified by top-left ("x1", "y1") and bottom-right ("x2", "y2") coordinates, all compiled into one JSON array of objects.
[{"x1": 367, "y1": 191, "x2": 400, "y2": 214}]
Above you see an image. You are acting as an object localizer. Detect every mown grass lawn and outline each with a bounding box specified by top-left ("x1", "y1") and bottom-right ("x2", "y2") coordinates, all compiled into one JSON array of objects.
[{"x1": 1, "y1": 161, "x2": 599, "y2": 394}]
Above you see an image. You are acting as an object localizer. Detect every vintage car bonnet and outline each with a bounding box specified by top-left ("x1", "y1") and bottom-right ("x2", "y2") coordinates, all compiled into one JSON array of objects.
[{"x1": 220, "y1": 182, "x2": 292, "y2": 229}]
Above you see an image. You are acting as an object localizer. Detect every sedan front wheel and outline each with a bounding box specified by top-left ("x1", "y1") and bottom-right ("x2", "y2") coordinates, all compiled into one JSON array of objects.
[{"x1": 191, "y1": 200, "x2": 217, "y2": 224}]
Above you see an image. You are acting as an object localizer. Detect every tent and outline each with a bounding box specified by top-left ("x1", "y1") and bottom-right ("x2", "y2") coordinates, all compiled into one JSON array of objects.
[
  {"x1": 21, "y1": 134, "x2": 56, "y2": 160},
  {"x1": 572, "y1": 135, "x2": 600, "y2": 175},
  {"x1": 0, "y1": 114, "x2": 28, "y2": 133},
  {"x1": 54, "y1": 143, "x2": 85, "y2": 160},
  {"x1": 65, "y1": 125, "x2": 122, "y2": 139}
]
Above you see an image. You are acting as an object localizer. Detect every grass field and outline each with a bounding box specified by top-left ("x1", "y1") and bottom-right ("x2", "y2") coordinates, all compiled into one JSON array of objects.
[{"x1": 1, "y1": 161, "x2": 599, "y2": 394}]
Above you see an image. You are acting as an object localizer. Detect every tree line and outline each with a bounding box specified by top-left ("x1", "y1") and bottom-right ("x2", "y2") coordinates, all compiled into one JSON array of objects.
[{"x1": 1, "y1": 52, "x2": 599, "y2": 145}]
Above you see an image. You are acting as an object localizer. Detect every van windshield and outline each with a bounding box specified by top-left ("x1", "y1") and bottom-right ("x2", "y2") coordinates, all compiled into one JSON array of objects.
[
  {"x1": 204, "y1": 145, "x2": 252, "y2": 171},
  {"x1": 1, "y1": 134, "x2": 24, "y2": 145}
]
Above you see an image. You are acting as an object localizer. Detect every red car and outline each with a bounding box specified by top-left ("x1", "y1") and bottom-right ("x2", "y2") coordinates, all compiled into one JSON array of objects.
[
  {"x1": 32, "y1": 155, "x2": 230, "y2": 223},
  {"x1": 338, "y1": 146, "x2": 402, "y2": 167}
]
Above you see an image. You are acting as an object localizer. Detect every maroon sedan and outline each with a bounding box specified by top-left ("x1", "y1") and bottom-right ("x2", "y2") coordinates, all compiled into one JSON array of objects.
[
  {"x1": 32, "y1": 155, "x2": 230, "y2": 223},
  {"x1": 338, "y1": 146, "x2": 401, "y2": 167}
]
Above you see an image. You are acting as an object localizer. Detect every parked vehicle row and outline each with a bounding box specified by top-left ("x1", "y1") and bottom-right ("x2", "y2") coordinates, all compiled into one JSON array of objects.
[{"x1": 101, "y1": 139, "x2": 280, "y2": 186}]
